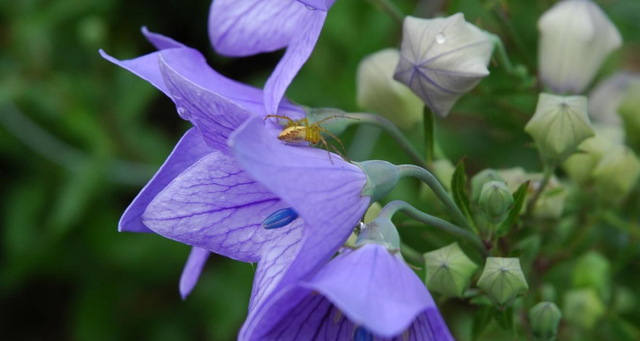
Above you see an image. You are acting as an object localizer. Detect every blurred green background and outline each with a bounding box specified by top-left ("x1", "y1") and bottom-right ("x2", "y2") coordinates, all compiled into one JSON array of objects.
[{"x1": 1, "y1": 0, "x2": 639, "y2": 340}]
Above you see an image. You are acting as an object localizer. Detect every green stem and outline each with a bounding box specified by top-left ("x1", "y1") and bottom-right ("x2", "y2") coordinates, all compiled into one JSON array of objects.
[
  {"x1": 379, "y1": 200, "x2": 488, "y2": 256},
  {"x1": 347, "y1": 125, "x2": 382, "y2": 161},
  {"x1": 397, "y1": 164, "x2": 473, "y2": 231},
  {"x1": 367, "y1": 0, "x2": 404, "y2": 25},
  {"x1": 347, "y1": 113, "x2": 427, "y2": 168},
  {"x1": 526, "y1": 165, "x2": 555, "y2": 216},
  {"x1": 489, "y1": 33, "x2": 516, "y2": 75},
  {"x1": 400, "y1": 242, "x2": 425, "y2": 265}
]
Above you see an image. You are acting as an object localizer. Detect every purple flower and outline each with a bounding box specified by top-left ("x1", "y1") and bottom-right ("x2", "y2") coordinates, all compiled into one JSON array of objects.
[
  {"x1": 241, "y1": 243, "x2": 455, "y2": 341},
  {"x1": 208, "y1": 0, "x2": 336, "y2": 114},
  {"x1": 100, "y1": 28, "x2": 371, "y2": 316}
]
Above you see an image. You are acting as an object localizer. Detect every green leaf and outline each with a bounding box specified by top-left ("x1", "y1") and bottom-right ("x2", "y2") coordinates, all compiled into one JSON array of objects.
[
  {"x1": 471, "y1": 305, "x2": 493, "y2": 341},
  {"x1": 497, "y1": 181, "x2": 529, "y2": 236},
  {"x1": 451, "y1": 158, "x2": 475, "y2": 230},
  {"x1": 423, "y1": 107, "x2": 435, "y2": 164}
]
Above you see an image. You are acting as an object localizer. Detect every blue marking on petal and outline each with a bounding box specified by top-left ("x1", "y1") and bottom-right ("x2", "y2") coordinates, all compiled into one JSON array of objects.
[
  {"x1": 262, "y1": 208, "x2": 299, "y2": 229},
  {"x1": 353, "y1": 326, "x2": 374, "y2": 341}
]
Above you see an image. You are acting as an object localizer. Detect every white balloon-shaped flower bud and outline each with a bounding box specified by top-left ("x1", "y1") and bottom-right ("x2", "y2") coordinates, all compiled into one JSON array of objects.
[
  {"x1": 357, "y1": 49, "x2": 423, "y2": 129},
  {"x1": 477, "y1": 257, "x2": 529, "y2": 307},
  {"x1": 424, "y1": 242, "x2": 478, "y2": 298},
  {"x1": 525, "y1": 93, "x2": 595, "y2": 163},
  {"x1": 394, "y1": 13, "x2": 493, "y2": 117},
  {"x1": 538, "y1": 0, "x2": 622, "y2": 94}
]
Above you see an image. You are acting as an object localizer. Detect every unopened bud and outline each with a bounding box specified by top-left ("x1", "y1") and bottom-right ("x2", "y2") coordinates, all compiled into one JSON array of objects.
[
  {"x1": 589, "y1": 72, "x2": 640, "y2": 125},
  {"x1": 394, "y1": 13, "x2": 493, "y2": 117},
  {"x1": 563, "y1": 289, "x2": 605, "y2": 329},
  {"x1": 592, "y1": 145, "x2": 640, "y2": 203},
  {"x1": 618, "y1": 83, "x2": 640, "y2": 148},
  {"x1": 529, "y1": 174, "x2": 567, "y2": 220},
  {"x1": 572, "y1": 251, "x2": 610, "y2": 295},
  {"x1": 357, "y1": 49, "x2": 423, "y2": 129},
  {"x1": 562, "y1": 125, "x2": 625, "y2": 184},
  {"x1": 477, "y1": 257, "x2": 528, "y2": 307},
  {"x1": 525, "y1": 93, "x2": 595, "y2": 163},
  {"x1": 478, "y1": 181, "x2": 513, "y2": 224},
  {"x1": 529, "y1": 302, "x2": 562, "y2": 341},
  {"x1": 538, "y1": 0, "x2": 622, "y2": 94},
  {"x1": 424, "y1": 242, "x2": 478, "y2": 297},
  {"x1": 471, "y1": 169, "x2": 504, "y2": 203}
]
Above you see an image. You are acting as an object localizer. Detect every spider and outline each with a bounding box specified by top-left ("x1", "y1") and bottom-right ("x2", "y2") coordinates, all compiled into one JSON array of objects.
[{"x1": 264, "y1": 114, "x2": 356, "y2": 163}]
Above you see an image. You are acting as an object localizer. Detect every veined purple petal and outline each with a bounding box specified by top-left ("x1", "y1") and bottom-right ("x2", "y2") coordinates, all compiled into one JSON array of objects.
[
  {"x1": 245, "y1": 244, "x2": 455, "y2": 341},
  {"x1": 179, "y1": 247, "x2": 211, "y2": 299},
  {"x1": 297, "y1": 0, "x2": 336, "y2": 11},
  {"x1": 119, "y1": 128, "x2": 211, "y2": 233},
  {"x1": 142, "y1": 26, "x2": 186, "y2": 50},
  {"x1": 208, "y1": 0, "x2": 309, "y2": 56},
  {"x1": 142, "y1": 150, "x2": 300, "y2": 263},
  {"x1": 264, "y1": 9, "x2": 327, "y2": 114},
  {"x1": 100, "y1": 49, "x2": 171, "y2": 97},
  {"x1": 231, "y1": 116, "x2": 370, "y2": 339}
]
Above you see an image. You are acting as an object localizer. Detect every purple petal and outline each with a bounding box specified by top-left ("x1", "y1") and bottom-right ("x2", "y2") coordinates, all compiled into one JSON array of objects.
[
  {"x1": 141, "y1": 26, "x2": 186, "y2": 50},
  {"x1": 244, "y1": 244, "x2": 455, "y2": 341},
  {"x1": 208, "y1": 0, "x2": 309, "y2": 56},
  {"x1": 142, "y1": 150, "x2": 299, "y2": 263},
  {"x1": 119, "y1": 128, "x2": 211, "y2": 233},
  {"x1": 99, "y1": 49, "x2": 170, "y2": 97},
  {"x1": 297, "y1": 0, "x2": 336, "y2": 11},
  {"x1": 179, "y1": 247, "x2": 211, "y2": 299},
  {"x1": 264, "y1": 9, "x2": 327, "y2": 114},
  {"x1": 231, "y1": 116, "x2": 370, "y2": 337}
]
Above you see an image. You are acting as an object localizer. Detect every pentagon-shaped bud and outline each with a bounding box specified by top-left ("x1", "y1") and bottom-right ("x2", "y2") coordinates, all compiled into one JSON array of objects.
[
  {"x1": 471, "y1": 169, "x2": 504, "y2": 203},
  {"x1": 424, "y1": 242, "x2": 478, "y2": 297},
  {"x1": 563, "y1": 289, "x2": 605, "y2": 329},
  {"x1": 394, "y1": 13, "x2": 493, "y2": 117},
  {"x1": 478, "y1": 181, "x2": 514, "y2": 224},
  {"x1": 538, "y1": 0, "x2": 622, "y2": 94},
  {"x1": 562, "y1": 124, "x2": 625, "y2": 184},
  {"x1": 572, "y1": 251, "x2": 610, "y2": 295},
  {"x1": 525, "y1": 93, "x2": 595, "y2": 163},
  {"x1": 477, "y1": 257, "x2": 528, "y2": 307},
  {"x1": 592, "y1": 145, "x2": 640, "y2": 203},
  {"x1": 529, "y1": 302, "x2": 562, "y2": 341},
  {"x1": 356, "y1": 49, "x2": 423, "y2": 129}
]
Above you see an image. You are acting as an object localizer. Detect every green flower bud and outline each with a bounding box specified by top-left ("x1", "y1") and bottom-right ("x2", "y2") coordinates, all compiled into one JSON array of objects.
[
  {"x1": 471, "y1": 169, "x2": 504, "y2": 203},
  {"x1": 477, "y1": 257, "x2": 529, "y2": 307},
  {"x1": 357, "y1": 49, "x2": 423, "y2": 129},
  {"x1": 562, "y1": 125, "x2": 625, "y2": 184},
  {"x1": 572, "y1": 252, "x2": 610, "y2": 295},
  {"x1": 563, "y1": 289, "x2": 605, "y2": 329},
  {"x1": 424, "y1": 242, "x2": 478, "y2": 297},
  {"x1": 618, "y1": 83, "x2": 640, "y2": 148},
  {"x1": 498, "y1": 167, "x2": 529, "y2": 194},
  {"x1": 592, "y1": 145, "x2": 640, "y2": 203},
  {"x1": 525, "y1": 93, "x2": 595, "y2": 163},
  {"x1": 529, "y1": 302, "x2": 562, "y2": 341},
  {"x1": 528, "y1": 175, "x2": 567, "y2": 219},
  {"x1": 479, "y1": 181, "x2": 514, "y2": 224}
]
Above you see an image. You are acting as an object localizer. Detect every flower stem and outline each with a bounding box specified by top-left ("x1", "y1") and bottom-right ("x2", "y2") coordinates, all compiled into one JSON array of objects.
[
  {"x1": 347, "y1": 113, "x2": 427, "y2": 168},
  {"x1": 526, "y1": 165, "x2": 555, "y2": 216},
  {"x1": 379, "y1": 200, "x2": 488, "y2": 256},
  {"x1": 423, "y1": 107, "x2": 435, "y2": 166},
  {"x1": 397, "y1": 164, "x2": 474, "y2": 232},
  {"x1": 367, "y1": 0, "x2": 404, "y2": 25},
  {"x1": 347, "y1": 125, "x2": 382, "y2": 161},
  {"x1": 400, "y1": 242, "x2": 425, "y2": 265}
]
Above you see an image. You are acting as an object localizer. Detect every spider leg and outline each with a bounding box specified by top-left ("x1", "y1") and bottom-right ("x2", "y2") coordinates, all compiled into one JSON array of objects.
[
  {"x1": 318, "y1": 127, "x2": 347, "y2": 155},
  {"x1": 313, "y1": 115, "x2": 360, "y2": 125},
  {"x1": 330, "y1": 144, "x2": 351, "y2": 163},
  {"x1": 317, "y1": 135, "x2": 334, "y2": 164},
  {"x1": 265, "y1": 114, "x2": 296, "y2": 127}
]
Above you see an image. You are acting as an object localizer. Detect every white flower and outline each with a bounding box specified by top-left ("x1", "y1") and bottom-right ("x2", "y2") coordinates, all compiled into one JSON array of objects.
[
  {"x1": 356, "y1": 49, "x2": 423, "y2": 129},
  {"x1": 394, "y1": 13, "x2": 493, "y2": 117},
  {"x1": 538, "y1": 0, "x2": 622, "y2": 94},
  {"x1": 525, "y1": 93, "x2": 595, "y2": 163}
]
